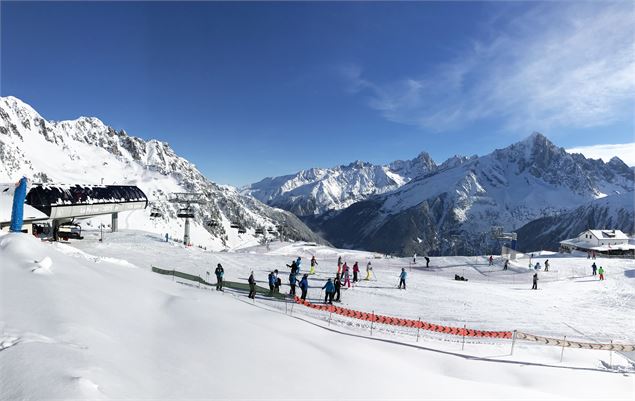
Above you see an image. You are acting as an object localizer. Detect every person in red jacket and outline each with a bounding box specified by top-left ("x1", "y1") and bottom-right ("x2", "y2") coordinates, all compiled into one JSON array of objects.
[{"x1": 352, "y1": 262, "x2": 360, "y2": 283}]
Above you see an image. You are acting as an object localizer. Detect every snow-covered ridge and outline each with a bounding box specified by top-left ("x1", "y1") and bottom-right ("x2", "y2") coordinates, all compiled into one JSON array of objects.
[
  {"x1": 0, "y1": 96, "x2": 324, "y2": 249},
  {"x1": 244, "y1": 151, "x2": 437, "y2": 216}
]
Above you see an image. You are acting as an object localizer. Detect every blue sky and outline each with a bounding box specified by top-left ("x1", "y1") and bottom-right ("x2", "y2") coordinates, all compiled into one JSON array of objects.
[{"x1": 2, "y1": 1, "x2": 634, "y2": 185}]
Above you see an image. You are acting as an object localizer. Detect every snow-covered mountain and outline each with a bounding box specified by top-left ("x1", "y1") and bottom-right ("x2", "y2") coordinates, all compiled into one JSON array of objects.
[
  {"x1": 0, "y1": 96, "x2": 325, "y2": 249},
  {"x1": 244, "y1": 152, "x2": 437, "y2": 216},
  {"x1": 309, "y1": 133, "x2": 634, "y2": 256},
  {"x1": 515, "y1": 193, "x2": 635, "y2": 252}
]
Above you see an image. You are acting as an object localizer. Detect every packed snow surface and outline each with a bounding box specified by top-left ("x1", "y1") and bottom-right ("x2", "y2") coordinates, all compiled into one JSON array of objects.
[{"x1": 1, "y1": 230, "x2": 634, "y2": 400}]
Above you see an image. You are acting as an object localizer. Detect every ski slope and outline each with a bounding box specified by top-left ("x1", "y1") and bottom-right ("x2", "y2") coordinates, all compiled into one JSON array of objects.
[{"x1": 1, "y1": 230, "x2": 634, "y2": 400}]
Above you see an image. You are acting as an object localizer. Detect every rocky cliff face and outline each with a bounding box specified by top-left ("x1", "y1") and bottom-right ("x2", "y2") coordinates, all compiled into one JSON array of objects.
[
  {"x1": 309, "y1": 133, "x2": 634, "y2": 256},
  {"x1": 0, "y1": 96, "x2": 326, "y2": 249}
]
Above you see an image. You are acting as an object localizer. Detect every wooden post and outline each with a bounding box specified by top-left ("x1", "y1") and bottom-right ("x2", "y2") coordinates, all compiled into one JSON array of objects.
[
  {"x1": 461, "y1": 324, "x2": 466, "y2": 351},
  {"x1": 560, "y1": 336, "x2": 566, "y2": 363},
  {"x1": 510, "y1": 330, "x2": 517, "y2": 356},
  {"x1": 416, "y1": 318, "x2": 421, "y2": 342},
  {"x1": 370, "y1": 310, "x2": 374, "y2": 336}
]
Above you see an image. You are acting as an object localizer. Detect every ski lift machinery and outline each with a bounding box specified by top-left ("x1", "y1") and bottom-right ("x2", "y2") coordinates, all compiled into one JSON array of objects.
[{"x1": 169, "y1": 192, "x2": 207, "y2": 245}]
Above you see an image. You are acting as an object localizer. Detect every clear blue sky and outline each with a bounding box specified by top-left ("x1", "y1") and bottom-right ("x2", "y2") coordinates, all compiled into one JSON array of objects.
[{"x1": 2, "y1": 1, "x2": 633, "y2": 186}]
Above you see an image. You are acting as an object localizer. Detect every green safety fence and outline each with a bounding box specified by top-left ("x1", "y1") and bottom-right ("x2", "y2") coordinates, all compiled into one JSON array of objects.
[{"x1": 151, "y1": 266, "x2": 287, "y2": 300}]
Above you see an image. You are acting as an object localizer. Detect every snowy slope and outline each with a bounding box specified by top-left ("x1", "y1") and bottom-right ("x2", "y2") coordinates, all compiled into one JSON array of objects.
[
  {"x1": 0, "y1": 96, "x2": 325, "y2": 249},
  {"x1": 245, "y1": 152, "x2": 436, "y2": 216},
  {"x1": 313, "y1": 133, "x2": 634, "y2": 255},
  {"x1": 515, "y1": 193, "x2": 635, "y2": 252},
  {"x1": 2, "y1": 230, "x2": 633, "y2": 399}
]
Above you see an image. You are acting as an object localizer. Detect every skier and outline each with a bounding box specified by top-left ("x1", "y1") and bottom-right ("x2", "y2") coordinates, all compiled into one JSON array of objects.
[
  {"x1": 289, "y1": 271, "x2": 297, "y2": 296},
  {"x1": 592, "y1": 251, "x2": 596, "y2": 260},
  {"x1": 544, "y1": 259, "x2": 550, "y2": 272},
  {"x1": 299, "y1": 274, "x2": 309, "y2": 300},
  {"x1": 322, "y1": 278, "x2": 335, "y2": 304},
  {"x1": 268, "y1": 271, "x2": 276, "y2": 295},
  {"x1": 591, "y1": 262, "x2": 597, "y2": 276},
  {"x1": 352, "y1": 262, "x2": 360, "y2": 283},
  {"x1": 214, "y1": 263, "x2": 224, "y2": 291},
  {"x1": 337, "y1": 256, "x2": 343, "y2": 275},
  {"x1": 248, "y1": 271, "x2": 256, "y2": 299},
  {"x1": 342, "y1": 264, "x2": 351, "y2": 288},
  {"x1": 334, "y1": 274, "x2": 342, "y2": 302},
  {"x1": 295, "y1": 256, "x2": 302, "y2": 274},
  {"x1": 309, "y1": 256, "x2": 318, "y2": 274},
  {"x1": 488, "y1": 255, "x2": 494, "y2": 266},
  {"x1": 286, "y1": 260, "x2": 298, "y2": 275},
  {"x1": 532, "y1": 273, "x2": 538, "y2": 290},
  {"x1": 503, "y1": 259, "x2": 509, "y2": 270},
  {"x1": 425, "y1": 256, "x2": 430, "y2": 268},
  {"x1": 398, "y1": 268, "x2": 407, "y2": 289},
  {"x1": 534, "y1": 262, "x2": 541, "y2": 271},
  {"x1": 598, "y1": 266, "x2": 605, "y2": 281},
  {"x1": 413, "y1": 253, "x2": 417, "y2": 264},
  {"x1": 274, "y1": 269, "x2": 281, "y2": 293},
  {"x1": 165, "y1": 233, "x2": 169, "y2": 242},
  {"x1": 365, "y1": 261, "x2": 373, "y2": 280}
]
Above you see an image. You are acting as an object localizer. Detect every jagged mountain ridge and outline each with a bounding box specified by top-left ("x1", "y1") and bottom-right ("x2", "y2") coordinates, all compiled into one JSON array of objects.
[
  {"x1": 308, "y1": 133, "x2": 634, "y2": 256},
  {"x1": 0, "y1": 96, "x2": 325, "y2": 249},
  {"x1": 245, "y1": 151, "x2": 440, "y2": 216}
]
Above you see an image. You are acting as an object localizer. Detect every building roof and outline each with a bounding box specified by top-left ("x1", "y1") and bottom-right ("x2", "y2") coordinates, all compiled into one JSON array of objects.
[
  {"x1": 0, "y1": 183, "x2": 48, "y2": 224},
  {"x1": 585, "y1": 229, "x2": 629, "y2": 240}
]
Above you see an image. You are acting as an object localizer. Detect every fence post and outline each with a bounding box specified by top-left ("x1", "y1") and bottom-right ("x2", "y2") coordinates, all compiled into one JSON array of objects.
[
  {"x1": 461, "y1": 324, "x2": 466, "y2": 351},
  {"x1": 609, "y1": 340, "x2": 613, "y2": 369},
  {"x1": 560, "y1": 336, "x2": 566, "y2": 363},
  {"x1": 172, "y1": 269, "x2": 175, "y2": 282},
  {"x1": 328, "y1": 308, "x2": 332, "y2": 327},
  {"x1": 285, "y1": 300, "x2": 288, "y2": 315},
  {"x1": 290, "y1": 301, "x2": 294, "y2": 316},
  {"x1": 416, "y1": 318, "x2": 421, "y2": 342},
  {"x1": 370, "y1": 310, "x2": 374, "y2": 336},
  {"x1": 510, "y1": 330, "x2": 517, "y2": 356}
]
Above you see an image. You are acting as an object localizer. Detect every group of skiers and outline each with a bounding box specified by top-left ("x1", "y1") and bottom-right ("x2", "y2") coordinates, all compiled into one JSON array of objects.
[{"x1": 591, "y1": 262, "x2": 605, "y2": 280}]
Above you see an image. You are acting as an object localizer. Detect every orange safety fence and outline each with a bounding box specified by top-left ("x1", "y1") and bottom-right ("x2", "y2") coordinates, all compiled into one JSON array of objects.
[{"x1": 293, "y1": 297, "x2": 513, "y2": 339}]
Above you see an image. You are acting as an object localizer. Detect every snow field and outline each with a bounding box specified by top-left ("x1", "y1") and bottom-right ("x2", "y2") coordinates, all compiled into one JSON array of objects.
[{"x1": 2, "y1": 230, "x2": 634, "y2": 399}]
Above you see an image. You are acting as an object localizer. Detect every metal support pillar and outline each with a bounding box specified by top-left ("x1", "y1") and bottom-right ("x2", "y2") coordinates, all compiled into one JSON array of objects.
[
  {"x1": 184, "y1": 217, "x2": 191, "y2": 246},
  {"x1": 111, "y1": 212, "x2": 118, "y2": 232}
]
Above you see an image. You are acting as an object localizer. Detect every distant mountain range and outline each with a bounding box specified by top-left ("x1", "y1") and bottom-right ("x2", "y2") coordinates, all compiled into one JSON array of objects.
[
  {"x1": 249, "y1": 132, "x2": 634, "y2": 255},
  {"x1": 0, "y1": 96, "x2": 325, "y2": 249}
]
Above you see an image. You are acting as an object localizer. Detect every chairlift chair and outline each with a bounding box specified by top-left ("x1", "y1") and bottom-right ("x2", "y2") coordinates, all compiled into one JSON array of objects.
[
  {"x1": 255, "y1": 228, "x2": 264, "y2": 235},
  {"x1": 238, "y1": 227, "x2": 247, "y2": 234},
  {"x1": 230, "y1": 222, "x2": 240, "y2": 229},
  {"x1": 150, "y1": 207, "x2": 163, "y2": 218},
  {"x1": 177, "y1": 207, "x2": 195, "y2": 219},
  {"x1": 206, "y1": 219, "x2": 219, "y2": 228}
]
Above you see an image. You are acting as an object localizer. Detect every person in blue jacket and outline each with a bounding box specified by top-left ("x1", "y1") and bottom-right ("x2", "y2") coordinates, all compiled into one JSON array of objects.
[
  {"x1": 289, "y1": 271, "x2": 297, "y2": 296},
  {"x1": 398, "y1": 268, "x2": 407, "y2": 289},
  {"x1": 299, "y1": 274, "x2": 309, "y2": 300},
  {"x1": 322, "y1": 278, "x2": 335, "y2": 304},
  {"x1": 268, "y1": 271, "x2": 276, "y2": 295},
  {"x1": 295, "y1": 256, "x2": 302, "y2": 274},
  {"x1": 214, "y1": 263, "x2": 224, "y2": 291}
]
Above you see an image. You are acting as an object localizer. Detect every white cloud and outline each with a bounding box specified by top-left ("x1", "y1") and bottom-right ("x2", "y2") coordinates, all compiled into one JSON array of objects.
[
  {"x1": 346, "y1": 2, "x2": 635, "y2": 133},
  {"x1": 566, "y1": 143, "x2": 635, "y2": 167}
]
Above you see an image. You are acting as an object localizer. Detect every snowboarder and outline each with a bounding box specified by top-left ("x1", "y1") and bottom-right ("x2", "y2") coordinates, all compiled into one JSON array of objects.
[
  {"x1": 365, "y1": 261, "x2": 373, "y2": 280},
  {"x1": 299, "y1": 274, "x2": 309, "y2": 300},
  {"x1": 532, "y1": 273, "x2": 538, "y2": 290},
  {"x1": 334, "y1": 274, "x2": 342, "y2": 302},
  {"x1": 425, "y1": 256, "x2": 430, "y2": 268},
  {"x1": 289, "y1": 271, "x2": 297, "y2": 296},
  {"x1": 268, "y1": 271, "x2": 276, "y2": 295},
  {"x1": 309, "y1": 256, "x2": 318, "y2": 274},
  {"x1": 214, "y1": 263, "x2": 224, "y2": 291},
  {"x1": 544, "y1": 259, "x2": 550, "y2": 272},
  {"x1": 592, "y1": 262, "x2": 597, "y2": 276},
  {"x1": 322, "y1": 278, "x2": 335, "y2": 304},
  {"x1": 352, "y1": 262, "x2": 360, "y2": 283},
  {"x1": 488, "y1": 255, "x2": 494, "y2": 266},
  {"x1": 598, "y1": 266, "x2": 605, "y2": 281},
  {"x1": 248, "y1": 271, "x2": 256, "y2": 299},
  {"x1": 398, "y1": 268, "x2": 407, "y2": 289},
  {"x1": 503, "y1": 259, "x2": 509, "y2": 270}
]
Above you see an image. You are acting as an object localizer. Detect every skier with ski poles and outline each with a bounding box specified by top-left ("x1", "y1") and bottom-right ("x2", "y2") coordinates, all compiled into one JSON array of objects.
[
  {"x1": 248, "y1": 271, "x2": 256, "y2": 299},
  {"x1": 352, "y1": 262, "x2": 360, "y2": 283},
  {"x1": 299, "y1": 274, "x2": 309, "y2": 300},
  {"x1": 322, "y1": 278, "x2": 335, "y2": 304},
  {"x1": 214, "y1": 263, "x2": 224, "y2": 291},
  {"x1": 398, "y1": 268, "x2": 407, "y2": 289},
  {"x1": 309, "y1": 255, "x2": 318, "y2": 275}
]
